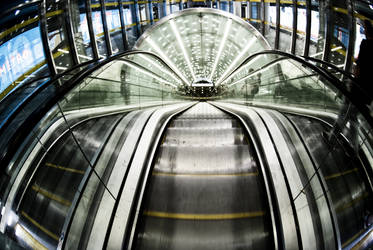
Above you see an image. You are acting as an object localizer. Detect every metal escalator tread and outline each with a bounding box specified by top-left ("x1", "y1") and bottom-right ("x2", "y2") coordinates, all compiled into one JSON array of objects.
[{"x1": 135, "y1": 103, "x2": 273, "y2": 250}]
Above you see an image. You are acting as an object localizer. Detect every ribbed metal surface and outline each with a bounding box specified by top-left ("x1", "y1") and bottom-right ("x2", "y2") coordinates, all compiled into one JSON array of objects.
[{"x1": 135, "y1": 102, "x2": 273, "y2": 249}]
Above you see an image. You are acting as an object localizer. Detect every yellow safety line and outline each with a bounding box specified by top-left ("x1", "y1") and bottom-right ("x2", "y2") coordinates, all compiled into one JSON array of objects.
[
  {"x1": 152, "y1": 171, "x2": 259, "y2": 177},
  {"x1": 279, "y1": 0, "x2": 293, "y2": 3},
  {"x1": 351, "y1": 229, "x2": 373, "y2": 250},
  {"x1": 91, "y1": 3, "x2": 101, "y2": 8},
  {"x1": 244, "y1": 136, "x2": 251, "y2": 146},
  {"x1": 0, "y1": 17, "x2": 39, "y2": 40},
  {"x1": 249, "y1": 18, "x2": 262, "y2": 23},
  {"x1": 0, "y1": 46, "x2": 68, "y2": 100},
  {"x1": 0, "y1": 10, "x2": 62, "y2": 40},
  {"x1": 15, "y1": 223, "x2": 48, "y2": 250},
  {"x1": 335, "y1": 192, "x2": 369, "y2": 213},
  {"x1": 45, "y1": 162, "x2": 85, "y2": 174},
  {"x1": 324, "y1": 168, "x2": 358, "y2": 180},
  {"x1": 31, "y1": 185, "x2": 72, "y2": 207},
  {"x1": 45, "y1": 10, "x2": 64, "y2": 18},
  {"x1": 341, "y1": 229, "x2": 365, "y2": 248},
  {"x1": 0, "y1": 59, "x2": 46, "y2": 100},
  {"x1": 333, "y1": 7, "x2": 348, "y2": 15},
  {"x1": 144, "y1": 210, "x2": 265, "y2": 220},
  {"x1": 21, "y1": 211, "x2": 60, "y2": 241}
]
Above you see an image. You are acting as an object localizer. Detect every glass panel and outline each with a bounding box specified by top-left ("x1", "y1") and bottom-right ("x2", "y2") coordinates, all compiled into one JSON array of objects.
[
  {"x1": 170, "y1": 1, "x2": 181, "y2": 14},
  {"x1": 138, "y1": 3, "x2": 150, "y2": 33},
  {"x1": 122, "y1": 2, "x2": 137, "y2": 47},
  {"x1": 105, "y1": 1, "x2": 124, "y2": 54},
  {"x1": 0, "y1": 4, "x2": 48, "y2": 99},
  {"x1": 265, "y1": 2, "x2": 276, "y2": 48},
  {"x1": 46, "y1": 0, "x2": 74, "y2": 73},
  {"x1": 152, "y1": 2, "x2": 160, "y2": 21},
  {"x1": 278, "y1": 2, "x2": 293, "y2": 52},
  {"x1": 91, "y1": 0, "x2": 108, "y2": 57},
  {"x1": 70, "y1": 0, "x2": 95, "y2": 62},
  {"x1": 295, "y1": 2, "x2": 306, "y2": 55},
  {"x1": 136, "y1": 11, "x2": 270, "y2": 86},
  {"x1": 330, "y1": 7, "x2": 349, "y2": 67},
  {"x1": 249, "y1": 2, "x2": 261, "y2": 31},
  {"x1": 309, "y1": 0, "x2": 324, "y2": 59}
]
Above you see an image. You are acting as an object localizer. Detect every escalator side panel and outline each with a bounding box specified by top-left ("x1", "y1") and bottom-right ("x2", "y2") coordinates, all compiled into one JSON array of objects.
[
  {"x1": 134, "y1": 103, "x2": 275, "y2": 250},
  {"x1": 212, "y1": 101, "x2": 301, "y2": 249}
]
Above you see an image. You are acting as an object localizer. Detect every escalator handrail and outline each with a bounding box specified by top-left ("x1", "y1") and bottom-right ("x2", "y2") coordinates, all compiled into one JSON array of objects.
[
  {"x1": 0, "y1": 50, "x2": 183, "y2": 174},
  {"x1": 0, "y1": 58, "x2": 97, "y2": 106},
  {"x1": 222, "y1": 49, "x2": 373, "y2": 127},
  {"x1": 0, "y1": 59, "x2": 98, "y2": 133},
  {"x1": 301, "y1": 55, "x2": 356, "y2": 80}
]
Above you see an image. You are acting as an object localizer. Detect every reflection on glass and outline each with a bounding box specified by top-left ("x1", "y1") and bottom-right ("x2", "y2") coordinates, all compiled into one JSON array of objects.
[
  {"x1": 295, "y1": 5, "x2": 307, "y2": 55},
  {"x1": 330, "y1": 11, "x2": 349, "y2": 67},
  {"x1": 265, "y1": 3, "x2": 276, "y2": 48},
  {"x1": 309, "y1": 1, "x2": 324, "y2": 59},
  {"x1": 0, "y1": 4, "x2": 49, "y2": 99},
  {"x1": 279, "y1": 3, "x2": 293, "y2": 52},
  {"x1": 46, "y1": 1, "x2": 74, "y2": 73},
  {"x1": 122, "y1": 3, "x2": 137, "y2": 47},
  {"x1": 71, "y1": 0, "x2": 94, "y2": 62},
  {"x1": 91, "y1": 0, "x2": 108, "y2": 57},
  {"x1": 135, "y1": 11, "x2": 270, "y2": 86},
  {"x1": 106, "y1": 4, "x2": 124, "y2": 54}
]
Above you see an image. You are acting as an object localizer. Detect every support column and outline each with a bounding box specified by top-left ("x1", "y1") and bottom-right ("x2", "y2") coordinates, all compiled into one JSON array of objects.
[
  {"x1": 65, "y1": 0, "x2": 80, "y2": 65},
  {"x1": 303, "y1": 0, "x2": 311, "y2": 56}
]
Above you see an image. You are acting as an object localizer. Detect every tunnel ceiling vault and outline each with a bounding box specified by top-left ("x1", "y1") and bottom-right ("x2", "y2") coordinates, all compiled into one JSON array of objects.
[{"x1": 134, "y1": 8, "x2": 271, "y2": 87}]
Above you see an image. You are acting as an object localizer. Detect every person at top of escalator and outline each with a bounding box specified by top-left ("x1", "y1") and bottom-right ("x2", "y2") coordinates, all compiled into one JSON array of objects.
[
  {"x1": 323, "y1": 21, "x2": 373, "y2": 151},
  {"x1": 354, "y1": 20, "x2": 373, "y2": 104}
]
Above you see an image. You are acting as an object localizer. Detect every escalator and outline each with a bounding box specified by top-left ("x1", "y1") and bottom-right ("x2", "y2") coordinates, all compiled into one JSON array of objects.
[
  {"x1": 134, "y1": 102, "x2": 274, "y2": 249},
  {"x1": 15, "y1": 112, "x2": 126, "y2": 248},
  {"x1": 286, "y1": 114, "x2": 373, "y2": 247}
]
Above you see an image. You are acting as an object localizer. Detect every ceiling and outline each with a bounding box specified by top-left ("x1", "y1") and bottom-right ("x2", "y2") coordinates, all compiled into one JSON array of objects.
[{"x1": 134, "y1": 8, "x2": 271, "y2": 87}]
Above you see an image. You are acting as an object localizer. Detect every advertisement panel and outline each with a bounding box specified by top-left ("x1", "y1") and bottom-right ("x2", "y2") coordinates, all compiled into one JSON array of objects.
[{"x1": 0, "y1": 26, "x2": 45, "y2": 93}]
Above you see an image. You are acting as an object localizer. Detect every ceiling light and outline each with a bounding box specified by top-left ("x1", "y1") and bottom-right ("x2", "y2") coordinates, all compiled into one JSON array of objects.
[{"x1": 209, "y1": 19, "x2": 232, "y2": 81}]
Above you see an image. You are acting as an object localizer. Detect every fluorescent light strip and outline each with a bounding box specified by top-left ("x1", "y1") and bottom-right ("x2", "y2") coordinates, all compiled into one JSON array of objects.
[
  {"x1": 221, "y1": 56, "x2": 262, "y2": 85},
  {"x1": 121, "y1": 60, "x2": 177, "y2": 88},
  {"x1": 216, "y1": 38, "x2": 256, "y2": 85},
  {"x1": 57, "y1": 49, "x2": 69, "y2": 54},
  {"x1": 170, "y1": 19, "x2": 196, "y2": 82},
  {"x1": 209, "y1": 19, "x2": 232, "y2": 81},
  {"x1": 146, "y1": 37, "x2": 191, "y2": 86},
  {"x1": 139, "y1": 54, "x2": 181, "y2": 84},
  {"x1": 78, "y1": 54, "x2": 93, "y2": 60},
  {"x1": 56, "y1": 66, "x2": 68, "y2": 70},
  {"x1": 228, "y1": 61, "x2": 281, "y2": 87}
]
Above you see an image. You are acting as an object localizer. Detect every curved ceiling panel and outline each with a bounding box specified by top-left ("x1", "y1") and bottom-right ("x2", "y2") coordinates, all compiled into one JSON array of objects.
[{"x1": 135, "y1": 8, "x2": 271, "y2": 86}]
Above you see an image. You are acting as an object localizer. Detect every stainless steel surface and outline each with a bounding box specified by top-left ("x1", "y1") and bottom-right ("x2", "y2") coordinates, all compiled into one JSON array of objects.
[
  {"x1": 254, "y1": 107, "x2": 317, "y2": 249},
  {"x1": 106, "y1": 102, "x2": 194, "y2": 250},
  {"x1": 134, "y1": 102, "x2": 274, "y2": 249},
  {"x1": 212, "y1": 101, "x2": 300, "y2": 249},
  {"x1": 287, "y1": 113, "x2": 372, "y2": 247},
  {"x1": 270, "y1": 110, "x2": 336, "y2": 250}
]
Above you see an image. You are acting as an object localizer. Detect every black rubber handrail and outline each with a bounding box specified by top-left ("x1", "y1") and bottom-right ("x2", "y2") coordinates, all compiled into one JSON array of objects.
[
  {"x1": 223, "y1": 50, "x2": 373, "y2": 127},
  {"x1": 0, "y1": 50, "x2": 184, "y2": 171},
  {"x1": 301, "y1": 55, "x2": 356, "y2": 80},
  {"x1": 0, "y1": 58, "x2": 97, "y2": 107}
]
